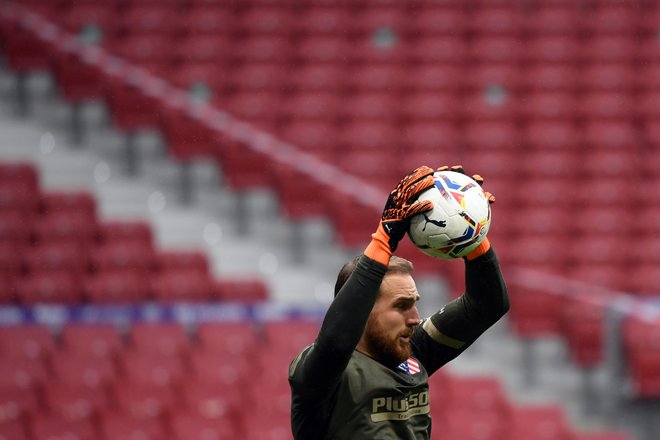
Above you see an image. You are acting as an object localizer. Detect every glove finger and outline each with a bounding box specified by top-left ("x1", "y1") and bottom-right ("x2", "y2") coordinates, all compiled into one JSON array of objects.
[
  {"x1": 450, "y1": 165, "x2": 465, "y2": 174},
  {"x1": 394, "y1": 166, "x2": 434, "y2": 204},
  {"x1": 436, "y1": 165, "x2": 449, "y2": 172},
  {"x1": 401, "y1": 174, "x2": 435, "y2": 203},
  {"x1": 484, "y1": 191, "x2": 496, "y2": 204},
  {"x1": 472, "y1": 174, "x2": 484, "y2": 186},
  {"x1": 402, "y1": 200, "x2": 434, "y2": 219}
]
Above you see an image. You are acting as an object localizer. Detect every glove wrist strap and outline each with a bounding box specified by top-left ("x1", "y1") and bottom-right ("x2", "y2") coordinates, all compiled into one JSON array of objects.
[
  {"x1": 465, "y1": 237, "x2": 491, "y2": 261},
  {"x1": 364, "y1": 223, "x2": 392, "y2": 266}
]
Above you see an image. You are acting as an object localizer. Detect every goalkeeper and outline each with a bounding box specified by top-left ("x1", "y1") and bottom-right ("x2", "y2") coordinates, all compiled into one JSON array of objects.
[{"x1": 289, "y1": 165, "x2": 509, "y2": 439}]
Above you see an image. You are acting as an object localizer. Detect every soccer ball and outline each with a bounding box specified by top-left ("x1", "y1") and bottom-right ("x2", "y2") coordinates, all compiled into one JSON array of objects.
[{"x1": 408, "y1": 170, "x2": 491, "y2": 259}]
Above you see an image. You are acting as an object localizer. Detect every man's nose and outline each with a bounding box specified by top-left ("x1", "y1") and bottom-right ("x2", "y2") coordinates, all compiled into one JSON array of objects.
[{"x1": 407, "y1": 307, "x2": 421, "y2": 326}]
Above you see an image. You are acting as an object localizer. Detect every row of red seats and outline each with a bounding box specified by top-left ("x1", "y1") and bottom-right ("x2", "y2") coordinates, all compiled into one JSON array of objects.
[{"x1": 0, "y1": 322, "x2": 635, "y2": 440}]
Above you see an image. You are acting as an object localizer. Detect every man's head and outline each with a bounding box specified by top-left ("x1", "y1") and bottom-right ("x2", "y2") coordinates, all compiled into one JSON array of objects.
[{"x1": 335, "y1": 256, "x2": 421, "y2": 367}]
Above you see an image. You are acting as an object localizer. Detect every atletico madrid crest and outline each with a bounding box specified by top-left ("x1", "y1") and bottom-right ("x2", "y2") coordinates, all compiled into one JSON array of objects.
[{"x1": 397, "y1": 357, "x2": 421, "y2": 375}]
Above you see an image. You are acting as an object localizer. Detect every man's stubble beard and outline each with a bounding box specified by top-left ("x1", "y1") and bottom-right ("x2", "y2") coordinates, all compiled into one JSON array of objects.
[{"x1": 363, "y1": 314, "x2": 412, "y2": 367}]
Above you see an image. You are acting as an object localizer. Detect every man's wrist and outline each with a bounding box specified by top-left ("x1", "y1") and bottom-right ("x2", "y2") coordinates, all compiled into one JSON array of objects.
[
  {"x1": 364, "y1": 223, "x2": 392, "y2": 266},
  {"x1": 465, "y1": 237, "x2": 491, "y2": 261}
]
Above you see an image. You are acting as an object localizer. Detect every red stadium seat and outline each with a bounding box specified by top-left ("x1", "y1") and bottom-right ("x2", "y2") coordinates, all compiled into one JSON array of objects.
[
  {"x1": 578, "y1": 92, "x2": 636, "y2": 121},
  {"x1": 523, "y1": 36, "x2": 581, "y2": 64},
  {"x1": 179, "y1": 6, "x2": 235, "y2": 36},
  {"x1": 402, "y1": 64, "x2": 463, "y2": 94},
  {"x1": 342, "y1": 92, "x2": 399, "y2": 122},
  {"x1": 40, "y1": 190, "x2": 96, "y2": 218},
  {"x1": 23, "y1": 243, "x2": 89, "y2": 275},
  {"x1": 573, "y1": 176, "x2": 640, "y2": 208},
  {"x1": 0, "y1": 183, "x2": 40, "y2": 217},
  {"x1": 523, "y1": 6, "x2": 582, "y2": 36},
  {"x1": 159, "y1": 106, "x2": 217, "y2": 160},
  {"x1": 0, "y1": 162, "x2": 39, "y2": 192},
  {"x1": 295, "y1": 35, "x2": 352, "y2": 65},
  {"x1": 583, "y1": 121, "x2": 640, "y2": 151},
  {"x1": 294, "y1": 7, "x2": 351, "y2": 37},
  {"x1": 60, "y1": 324, "x2": 123, "y2": 359},
  {"x1": 336, "y1": 152, "x2": 399, "y2": 190},
  {"x1": 118, "y1": 5, "x2": 181, "y2": 36},
  {"x1": 99, "y1": 412, "x2": 167, "y2": 440},
  {"x1": 0, "y1": 357, "x2": 49, "y2": 390},
  {"x1": 523, "y1": 121, "x2": 582, "y2": 150},
  {"x1": 31, "y1": 414, "x2": 97, "y2": 440},
  {"x1": 580, "y1": 150, "x2": 640, "y2": 177},
  {"x1": 407, "y1": 7, "x2": 467, "y2": 38},
  {"x1": 214, "y1": 278, "x2": 269, "y2": 303},
  {"x1": 436, "y1": 408, "x2": 504, "y2": 440},
  {"x1": 97, "y1": 220, "x2": 153, "y2": 247},
  {"x1": 84, "y1": 272, "x2": 152, "y2": 303},
  {"x1": 522, "y1": 64, "x2": 579, "y2": 92},
  {"x1": 0, "y1": 19, "x2": 51, "y2": 74},
  {"x1": 0, "y1": 325, "x2": 54, "y2": 361},
  {"x1": 236, "y1": 7, "x2": 294, "y2": 36},
  {"x1": 398, "y1": 122, "x2": 461, "y2": 155},
  {"x1": 105, "y1": 77, "x2": 163, "y2": 133},
  {"x1": 622, "y1": 317, "x2": 660, "y2": 397},
  {"x1": 212, "y1": 136, "x2": 274, "y2": 190},
  {"x1": 500, "y1": 205, "x2": 572, "y2": 238},
  {"x1": 119, "y1": 352, "x2": 186, "y2": 388},
  {"x1": 408, "y1": 36, "x2": 468, "y2": 65},
  {"x1": 337, "y1": 121, "x2": 401, "y2": 153},
  {"x1": 109, "y1": 34, "x2": 175, "y2": 77},
  {"x1": 89, "y1": 242, "x2": 155, "y2": 275},
  {"x1": 180, "y1": 379, "x2": 245, "y2": 424},
  {"x1": 629, "y1": 264, "x2": 660, "y2": 295},
  {"x1": 226, "y1": 63, "x2": 289, "y2": 95},
  {"x1": 43, "y1": 382, "x2": 111, "y2": 422},
  {"x1": 463, "y1": 121, "x2": 521, "y2": 152},
  {"x1": 270, "y1": 163, "x2": 333, "y2": 219},
  {"x1": 223, "y1": 91, "x2": 283, "y2": 131},
  {"x1": 261, "y1": 321, "x2": 321, "y2": 359},
  {"x1": 170, "y1": 413, "x2": 237, "y2": 440},
  {"x1": 233, "y1": 35, "x2": 292, "y2": 64},
  {"x1": 443, "y1": 375, "x2": 510, "y2": 415},
  {"x1": 510, "y1": 289, "x2": 563, "y2": 338},
  {"x1": 468, "y1": 7, "x2": 524, "y2": 36},
  {"x1": 196, "y1": 322, "x2": 258, "y2": 357},
  {"x1": 281, "y1": 91, "x2": 343, "y2": 125},
  {"x1": 520, "y1": 91, "x2": 578, "y2": 121},
  {"x1": 16, "y1": 271, "x2": 83, "y2": 304},
  {"x1": 583, "y1": 7, "x2": 638, "y2": 36},
  {"x1": 280, "y1": 121, "x2": 339, "y2": 160},
  {"x1": 129, "y1": 323, "x2": 190, "y2": 357},
  {"x1": 400, "y1": 93, "x2": 462, "y2": 124},
  {"x1": 172, "y1": 35, "x2": 233, "y2": 69},
  {"x1": 33, "y1": 211, "x2": 98, "y2": 247},
  {"x1": 636, "y1": 62, "x2": 660, "y2": 92},
  {"x1": 461, "y1": 63, "x2": 523, "y2": 94},
  {"x1": 467, "y1": 36, "x2": 522, "y2": 64},
  {"x1": 59, "y1": 4, "x2": 119, "y2": 38},
  {"x1": 151, "y1": 270, "x2": 216, "y2": 302},
  {"x1": 560, "y1": 294, "x2": 611, "y2": 367},
  {"x1": 0, "y1": 212, "x2": 32, "y2": 246},
  {"x1": 0, "y1": 418, "x2": 28, "y2": 440},
  {"x1": 579, "y1": 63, "x2": 636, "y2": 92},
  {"x1": 348, "y1": 7, "x2": 408, "y2": 38},
  {"x1": 189, "y1": 351, "x2": 255, "y2": 389},
  {"x1": 112, "y1": 381, "x2": 178, "y2": 419},
  {"x1": 51, "y1": 352, "x2": 117, "y2": 389},
  {"x1": 170, "y1": 63, "x2": 228, "y2": 101},
  {"x1": 156, "y1": 250, "x2": 209, "y2": 274},
  {"x1": 460, "y1": 90, "x2": 520, "y2": 122},
  {"x1": 518, "y1": 150, "x2": 581, "y2": 178},
  {"x1": 289, "y1": 64, "x2": 345, "y2": 94},
  {"x1": 638, "y1": 91, "x2": 660, "y2": 121},
  {"x1": 505, "y1": 405, "x2": 573, "y2": 440},
  {"x1": 581, "y1": 36, "x2": 637, "y2": 64},
  {"x1": 348, "y1": 37, "x2": 408, "y2": 66},
  {"x1": 52, "y1": 51, "x2": 105, "y2": 105}
]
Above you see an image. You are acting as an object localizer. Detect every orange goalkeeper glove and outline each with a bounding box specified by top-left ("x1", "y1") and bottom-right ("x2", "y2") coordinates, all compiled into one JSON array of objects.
[{"x1": 365, "y1": 166, "x2": 435, "y2": 264}]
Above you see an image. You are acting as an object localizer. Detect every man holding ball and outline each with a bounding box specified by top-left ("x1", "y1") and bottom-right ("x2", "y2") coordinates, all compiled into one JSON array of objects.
[{"x1": 289, "y1": 165, "x2": 509, "y2": 439}]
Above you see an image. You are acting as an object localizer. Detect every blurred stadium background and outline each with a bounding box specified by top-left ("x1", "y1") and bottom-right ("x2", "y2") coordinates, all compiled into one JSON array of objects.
[{"x1": 0, "y1": 0, "x2": 659, "y2": 439}]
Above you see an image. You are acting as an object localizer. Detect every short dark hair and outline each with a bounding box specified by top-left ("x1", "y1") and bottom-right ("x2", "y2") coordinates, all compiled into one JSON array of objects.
[{"x1": 334, "y1": 255, "x2": 414, "y2": 297}]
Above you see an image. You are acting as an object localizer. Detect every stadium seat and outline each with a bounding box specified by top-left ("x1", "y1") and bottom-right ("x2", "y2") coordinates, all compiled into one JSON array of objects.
[
  {"x1": 337, "y1": 121, "x2": 401, "y2": 153},
  {"x1": 579, "y1": 63, "x2": 636, "y2": 92},
  {"x1": 0, "y1": 418, "x2": 28, "y2": 440},
  {"x1": 151, "y1": 270, "x2": 216, "y2": 302},
  {"x1": 179, "y1": 6, "x2": 235, "y2": 36},
  {"x1": 89, "y1": 242, "x2": 155, "y2": 275},
  {"x1": 159, "y1": 106, "x2": 217, "y2": 160},
  {"x1": 520, "y1": 91, "x2": 578, "y2": 121},
  {"x1": 129, "y1": 323, "x2": 190, "y2": 358},
  {"x1": 280, "y1": 121, "x2": 339, "y2": 160},
  {"x1": 119, "y1": 352, "x2": 186, "y2": 389},
  {"x1": 462, "y1": 121, "x2": 521, "y2": 152},
  {"x1": 213, "y1": 278, "x2": 269, "y2": 303},
  {"x1": 189, "y1": 351, "x2": 255, "y2": 389},
  {"x1": 0, "y1": 183, "x2": 40, "y2": 217},
  {"x1": 84, "y1": 271, "x2": 152, "y2": 303},
  {"x1": 172, "y1": 35, "x2": 233, "y2": 71},
  {"x1": 260, "y1": 321, "x2": 321, "y2": 360},
  {"x1": 112, "y1": 381, "x2": 178, "y2": 420},
  {"x1": 295, "y1": 35, "x2": 352, "y2": 65},
  {"x1": 398, "y1": 121, "x2": 461, "y2": 155},
  {"x1": 518, "y1": 150, "x2": 581, "y2": 178},
  {"x1": 58, "y1": 3, "x2": 118, "y2": 39},
  {"x1": 97, "y1": 220, "x2": 153, "y2": 247},
  {"x1": 560, "y1": 294, "x2": 611, "y2": 368},
  {"x1": 342, "y1": 92, "x2": 399, "y2": 122},
  {"x1": 467, "y1": 36, "x2": 522, "y2": 64},
  {"x1": 523, "y1": 120, "x2": 582, "y2": 150},
  {"x1": 460, "y1": 90, "x2": 520, "y2": 122},
  {"x1": 51, "y1": 352, "x2": 118, "y2": 389},
  {"x1": 43, "y1": 382, "x2": 110, "y2": 422},
  {"x1": 156, "y1": 250, "x2": 209, "y2": 274},
  {"x1": 51, "y1": 51, "x2": 105, "y2": 105},
  {"x1": 109, "y1": 34, "x2": 175, "y2": 77},
  {"x1": 505, "y1": 405, "x2": 573, "y2": 440},
  {"x1": 40, "y1": 190, "x2": 96, "y2": 218},
  {"x1": 236, "y1": 6, "x2": 294, "y2": 36},
  {"x1": 294, "y1": 6, "x2": 351, "y2": 37},
  {"x1": 15, "y1": 271, "x2": 83, "y2": 304},
  {"x1": 578, "y1": 92, "x2": 635, "y2": 121},
  {"x1": 281, "y1": 92, "x2": 343, "y2": 125},
  {"x1": 523, "y1": 6, "x2": 582, "y2": 36},
  {"x1": 223, "y1": 91, "x2": 283, "y2": 131},
  {"x1": 30, "y1": 414, "x2": 97, "y2": 440},
  {"x1": 170, "y1": 412, "x2": 238, "y2": 440},
  {"x1": 622, "y1": 316, "x2": 660, "y2": 397},
  {"x1": 344, "y1": 63, "x2": 405, "y2": 95},
  {"x1": 0, "y1": 325, "x2": 54, "y2": 361},
  {"x1": 105, "y1": 77, "x2": 163, "y2": 133},
  {"x1": 0, "y1": 212, "x2": 32, "y2": 246},
  {"x1": 407, "y1": 36, "x2": 468, "y2": 65},
  {"x1": 118, "y1": 5, "x2": 181, "y2": 37},
  {"x1": 99, "y1": 412, "x2": 167, "y2": 440},
  {"x1": 407, "y1": 7, "x2": 467, "y2": 38},
  {"x1": 0, "y1": 18, "x2": 51, "y2": 75},
  {"x1": 33, "y1": 211, "x2": 98, "y2": 247},
  {"x1": 336, "y1": 151, "x2": 399, "y2": 191},
  {"x1": 443, "y1": 375, "x2": 510, "y2": 416},
  {"x1": 227, "y1": 62, "x2": 290, "y2": 95},
  {"x1": 523, "y1": 36, "x2": 581, "y2": 64},
  {"x1": 270, "y1": 164, "x2": 333, "y2": 219},
  {"x1": 583, "y1": 6, "x2": 638, "y2": 36},
  {"x1": 400, "y1": 93, "x2": 462, "y2": 124},
  {"x1": 508, "y1": 287, "x2": 565, "y2": 337},
  {"x1": 581, "y1": 36, "x2": 637, "y2": 64},
  {"x1": 402, "y1": 64, "x2": 463, "y2": 94},
  {"x1": 196, "y1": 322, "x2": 258, "y2": 357},
  {"x1": 233, "y1": 35, "x2": 292, "y2": 64},
  {"x1": 0, "y1": 162, "x2": 39, "y2": 192},
  {"x1": 23, "y1": 242, "x2": 89, "y2": 275},
  {"x1": 0, "y1": 357, "x2": 49, "y2": 390},
  {"x1": 348, "y1": 6, "x2": 408, "y2": 38},
  {"x1": 289, "y1": 64, "x2": 345, "y2": 94},
  {"x1": 435, "y1": 408, "x2": 504, "y2": 440},
  {"x1": 60, "y1": 324, "x2": 124, "y2": 359},
  {"x1": 461, "y1": 63, "x2": 523, "y2": 94},
  {"x1": 522, "y1": 64, "x2": 579, "y2": 92}
]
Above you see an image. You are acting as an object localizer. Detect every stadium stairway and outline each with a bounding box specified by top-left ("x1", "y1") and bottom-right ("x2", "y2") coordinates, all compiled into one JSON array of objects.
[{"x1": 0, "y1": 65, "x2": 648, "y2": 439}]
